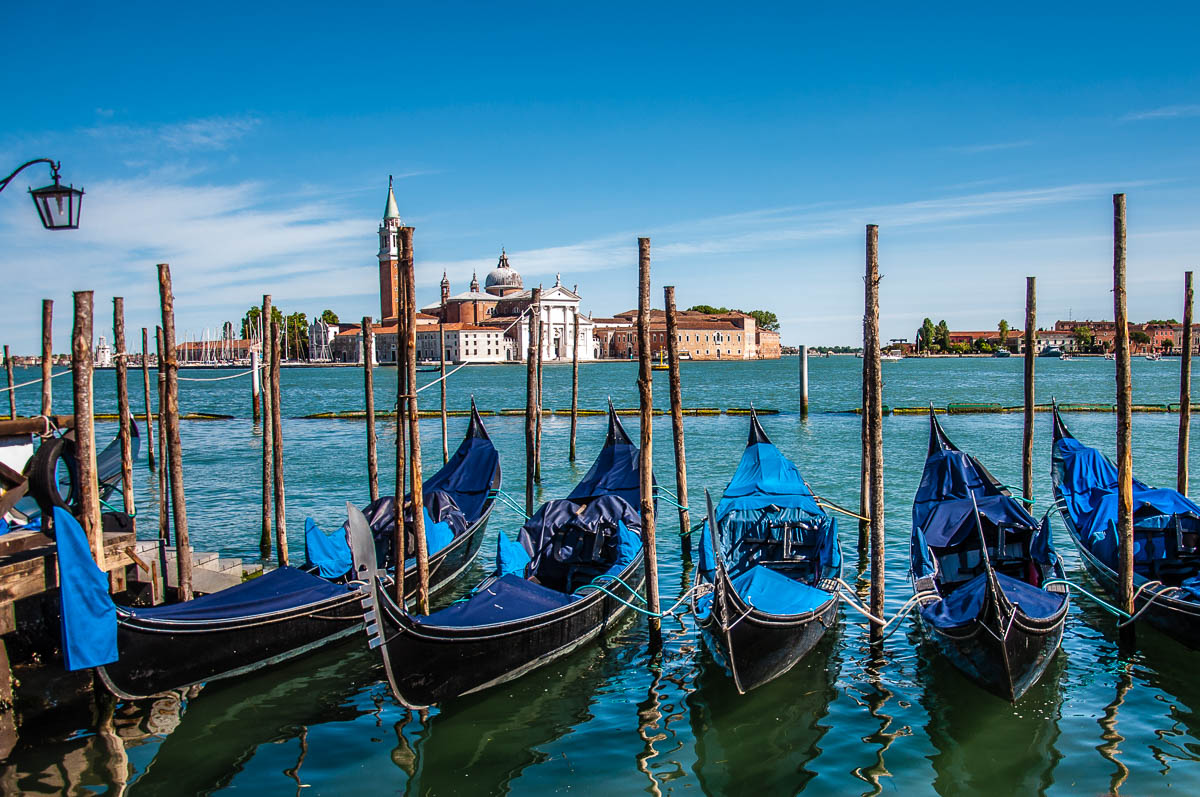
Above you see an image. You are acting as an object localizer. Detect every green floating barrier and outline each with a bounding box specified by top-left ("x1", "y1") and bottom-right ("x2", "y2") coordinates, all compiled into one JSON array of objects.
[
  {"x1": 892, "y1": 406, "x2": 944, "y2": 415},
  {"x1": 1131, "y1": 404, "x2": 1169, "y2": 413},
  {"x1": 1059, "y1": 403, "x2": 1114, "y2": 412},
  {"x1": 726, "y1": 408, "x2": 779, "y2": 415},
  {"x1": 947, "y1": 403, "x2": 1004, "y2": 414}
]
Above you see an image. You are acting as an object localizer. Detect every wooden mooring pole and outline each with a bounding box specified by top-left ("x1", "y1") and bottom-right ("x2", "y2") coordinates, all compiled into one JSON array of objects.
[
  {"x1": 41, "y1": 299, "x2": 53, "y2": 416},
  {"x1": 363, "y1": 318, "x2": 379, "y2": 502},
  {"x1": 664, "y1": 286, "x2": 691, "y2": 561},
  {"x1": 156, "y1": 328, "x2": 170, "y2": 546},
  {"x1": 637, "y1": 238, "x2": 662, "y2": 641},
  {"x1": 864, "y1": 225, "x2": 885, "y2": 643},
  {"x1": 71, "y1": 292, "x2": 103, "y2": 566},
  {"x1": 1113, "y1": 194, "x2": 1135, "y2": 644},
  {"x1": 1023, "y1": 277, "x2": 1037, "y2": 503},
  {"x1": 3, "y1": 347, "x2": 13, "y2": 420},
  {"x1": 525, "y1": 288, "x2": 541, "y2": 517},
  {"x1": 799, "y1": 344, "x2": 809, "y2": 419},
  {"x1": 439, "y1": 318, "x2": 448, "y2": 464},
  {"x1": 113, "y1": 298, "x2": 135, "y2": 518},
  {"x1": 270, "y1": 319, "x2": 288, "y2": 566},
  {"x1": 1180, "y1": 271, "x2": 1193, "y2": 496},
  {"x1": 570, "y1": 309, "x2": 579, "y2": 462},
  {"x1": 394, "y1": 227, "x2": 414, "y2": 605},
  {"x1": 250, "y1": 349, "x2": 261, "y2": 424},
  {"x1": 159, "y1": 264, "x2": 192, "y2": 600},
  {"x1": 403, "y1": 236, "x2": 430, "y2": 614},
  {"x1": 535, "y1": 306, "x2": 543, "y2": 483},
  {"x1": 141, "y1": 327, "x2": 156, "y2": 472},
  {"x1": 260, "y1": 295, "x2": 274, "y2": 559}
]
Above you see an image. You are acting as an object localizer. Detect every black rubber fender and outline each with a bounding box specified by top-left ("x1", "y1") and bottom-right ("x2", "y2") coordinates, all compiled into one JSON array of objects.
[{"x1": 24, "y1": 436, "x2": 79, "y2": 531}]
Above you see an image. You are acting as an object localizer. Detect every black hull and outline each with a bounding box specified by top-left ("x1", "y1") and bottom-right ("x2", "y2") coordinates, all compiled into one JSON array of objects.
[
  {"x1": 696, "y1": 570, "x2": 839, "y2": 694},
  {"x1": 917, "y1": 583, "x2": 1067, "y2": 702},
  {"x1": 376, "y1": 560, "x2": 645, "y2": 708},
  {"x1": 99, "y1": 511, "x2": 493, "y2": 699}
]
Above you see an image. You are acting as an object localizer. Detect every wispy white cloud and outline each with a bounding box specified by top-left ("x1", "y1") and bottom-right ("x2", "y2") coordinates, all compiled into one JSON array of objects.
[
  {"x1": 86, "y1": 114, "x2": 261, "y2": 152},
  {"x1": 945, "y1": 140, "x2": 1033, "y2": 154},
  {"x1": 1121, "y1": 104, "x2": 1200, "y2": 122}
]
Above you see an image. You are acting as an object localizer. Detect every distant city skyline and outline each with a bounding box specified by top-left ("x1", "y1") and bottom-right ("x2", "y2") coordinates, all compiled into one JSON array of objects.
[{"x1": 3, "y1": 3, "x2": 1199, "y2": 353}]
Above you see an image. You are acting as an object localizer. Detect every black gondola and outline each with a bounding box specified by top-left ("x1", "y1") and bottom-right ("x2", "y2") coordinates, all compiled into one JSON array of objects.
[
  {"x1": 1051, "y1": 405, "x2": 1200, "y2": 648},
  {"x1": 911, "y1": 411, "x2": 1068, "y2": 701},
  {"x1": 95, "y1": 404, "x2": 500, "y2": 699},
  {"x1": 692, "y1": 410, "x2": 842, "y2": 694},
  {"x1": 359, "y1": 405, "x2": 651, "y2": 708}
]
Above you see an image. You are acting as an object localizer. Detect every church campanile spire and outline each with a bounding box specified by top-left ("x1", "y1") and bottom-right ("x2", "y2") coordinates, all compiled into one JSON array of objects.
[{"x1": 378, "y1": 176, "x2": 402, "y2": 321}]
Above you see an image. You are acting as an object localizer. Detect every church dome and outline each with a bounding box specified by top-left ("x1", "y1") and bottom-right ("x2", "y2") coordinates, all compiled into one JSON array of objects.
[{"x1": 484, "y1": 250, "x2": 523, "y2": 295}]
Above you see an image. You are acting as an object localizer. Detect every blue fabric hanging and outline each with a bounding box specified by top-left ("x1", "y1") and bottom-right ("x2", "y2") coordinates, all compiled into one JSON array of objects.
[
  {"x1": 53, "y1": 507, "x2": 117, "y2": 670},
  {"x1": 0, "y1": 517, "x2": 9, "y2": 537},
  {"x1": 420, "y1": 507, "x2": 454, "y2": 558},
  {"x1": 496, "y1": 531, "x2": 532, "y2": 577},
  {"x1": 305, "y1": 517, "x2": 353, "y2": 578}
]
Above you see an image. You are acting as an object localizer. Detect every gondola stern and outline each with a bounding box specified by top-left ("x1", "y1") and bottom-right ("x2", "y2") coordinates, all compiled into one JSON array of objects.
[
  {"x1": 927, "y1": 407, "x2": 958, "y2": 457},
  {"x1": 467, "y1": 397, "x2": 491, "y2": 441},
  {"x1": 747, "y1": 405, "x2": 772, "y2": 446}
]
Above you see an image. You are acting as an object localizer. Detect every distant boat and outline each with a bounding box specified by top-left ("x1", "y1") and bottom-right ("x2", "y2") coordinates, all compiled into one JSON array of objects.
[
  {"x1": 1039, "y1": 347, "x2": 1063, "y2": 358},
  {"x1": 1059, "y1": 353, "x2": 1074, "y2": 361},
  {"x1": 992, "y1": 349, "x2": 1012, "y2": 358},
  {"x1": 1104, "y1": 353, "x2": 1115, "y2": 361},
  {"x1": 1146, "y1": 353, "x2": 1162, "y2": 361},
  {"x1": 881, "y1": 351, "x2": 903, "y2": 361}
]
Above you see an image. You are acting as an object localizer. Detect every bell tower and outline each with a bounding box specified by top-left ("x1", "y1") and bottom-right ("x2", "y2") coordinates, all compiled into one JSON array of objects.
[{"x1": 378, "y1": 176, "x2": 402, "y2": 322}]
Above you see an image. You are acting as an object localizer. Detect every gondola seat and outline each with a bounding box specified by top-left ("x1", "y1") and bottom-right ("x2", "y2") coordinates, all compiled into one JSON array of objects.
[
  {"x1": 123, "y1": 567, "x2": 354, "y2": 622},
  {"x1": 697, "y1": 565, "x2": 832, "y2": 618}
]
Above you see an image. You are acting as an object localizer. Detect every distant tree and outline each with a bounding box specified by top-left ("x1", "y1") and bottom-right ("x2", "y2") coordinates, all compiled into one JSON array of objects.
[
  {"x1": 1147, "y1": 319, "x2": 1179, "y2": 326},
  {"x1": 688, "y1": 304, "x2": 730, "y2": 315},
  {"x1": 744, "y1": 309, "x2": 780, "y2": 331},
  {"x1": 321, "y1": 309, "x2": 340, "y2": 325},
  {"x1": 935, "y1": 320, "x2": 951, "y2": 352},
  {"x1": 1073, "y1": 326, "x2": 1095, "y2": 351},
  {"x1": 241, "y1": 306, "x2": 261, "y2": 339},
  {"x1": 950, "y1": 342, "x2": 970, "y2": 354},
  {"x1": 920, "y1": 318, "x2": 936, "y2": 352},
  {"x1": 284, "y1": 312, "x2": 309, "y2": 360},
  {"x1": 998, "y1": 319, "x2": 1010, "y2": 348},
  {"x1": 1130, "y1": 330, "x2": 1152, "y2": 345}
]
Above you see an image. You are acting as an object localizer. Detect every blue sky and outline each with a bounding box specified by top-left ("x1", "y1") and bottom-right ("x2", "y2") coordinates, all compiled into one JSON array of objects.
[{"x1": 3, "y1": 2, "x2": 1199, "y2": 352}]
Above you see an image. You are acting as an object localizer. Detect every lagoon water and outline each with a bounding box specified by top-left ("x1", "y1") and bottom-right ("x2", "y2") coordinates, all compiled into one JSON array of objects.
[{"x1": 5, "y1": 355, "x2": 1199, "y2": 795}]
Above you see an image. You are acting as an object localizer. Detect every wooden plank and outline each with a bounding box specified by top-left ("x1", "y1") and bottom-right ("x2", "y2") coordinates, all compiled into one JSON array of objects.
[
  {"x1": 0, "y1": 416, "x2": 73, "y2": 436},
  {"x1": 0, "y1": 531, "x2": 134, "y2": 606}
]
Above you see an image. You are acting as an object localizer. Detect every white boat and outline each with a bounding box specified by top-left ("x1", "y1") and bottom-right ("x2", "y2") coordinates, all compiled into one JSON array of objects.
[
  {"x1": 881, "y1": 351, "x2": 903, "y2": 361},
  {"x1": 1059, "y1": 353, "x2": 1074, "y2": 361},
  {"x1": 1104, "y1": 353, "x2": 1115, "y2": 361},
  {"x1": 1146, "y1": 353, "x2": 1162, "y2": 361}
]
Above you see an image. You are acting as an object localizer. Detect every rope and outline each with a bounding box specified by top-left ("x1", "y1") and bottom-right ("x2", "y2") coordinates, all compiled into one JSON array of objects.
[
  {"x1": 1041, "y1": 578, "x2": 1131, "y2": 619},
  {"x1": 490, "y1": 489, "x2": 530, "y2": 519},
  {"x1": 814, "y1": 498, "x2": 869, "y2": 522},
  {"x1": 415, "y1": 362, "x2": 469, "y2": 393},
  {"x1": 658, "y1": 494, "x2": 688, "y2": 512},
  {"x1": 573, "y1": 580, "x2": 713, "y2": 619},
  {"x1": 0, "y1": 370, "x2": 70, "y2": 394},
  {"x1": 178, "y1": 368, "x2": 255, "y2": 382},
  {"x1": 834, "y1": 578, "x2": 938, "y2": 641}
]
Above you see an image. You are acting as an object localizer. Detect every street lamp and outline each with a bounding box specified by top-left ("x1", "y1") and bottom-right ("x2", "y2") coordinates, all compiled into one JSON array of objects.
[{"x1": 0, "y1": 158, "x2": 84, "y2": 230}]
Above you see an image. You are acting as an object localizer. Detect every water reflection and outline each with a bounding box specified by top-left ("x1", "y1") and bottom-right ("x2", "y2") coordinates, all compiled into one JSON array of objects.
[
  {"x1": 919, "y1": 638, "x2": 1066, "y2": 796},
  {"x1": 847, "y1": 646, "x2": 905, "y2": 796},
  {"x1": 687, "y1": 634, "x2": 838, "y2": 795},
  {"x1": 397, "y1": 642, "x2": 620, "y2": 794},
  {"x1": 126, "y1": 643, "x2": 376, "y2": 795}
]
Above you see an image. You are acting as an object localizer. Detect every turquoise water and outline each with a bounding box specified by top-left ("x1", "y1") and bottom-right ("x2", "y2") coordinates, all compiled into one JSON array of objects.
[{"x1": 4, "y1": 355, "x2": 1199, "y2": 795}]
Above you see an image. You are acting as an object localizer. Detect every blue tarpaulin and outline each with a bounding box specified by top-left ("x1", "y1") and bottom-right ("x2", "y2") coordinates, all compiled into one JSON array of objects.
[
  {"x1": 727, "y1": 565, "x2": 833, "y2": 616},
  {"x1": 1056, "y1": 435, "x2": 1200, "y2": 570},
  {"x1": 53, "y1": 507, "x2": 118, "y2": 670},
  {"x1": 567, "y1": 414, "x2": 644, "y2": 507},
  {"x1": 496, "y1": 531, "x2": 531, "y2": 577},
  {"x1": 305, "y1": 517, "x2": 353, "y2": 578},
  {"x1": 920, "y1": 571, "x2": 1065, "y2": 629},
  {"x1": 424, "y1": 435, "x2": 499, "y2": 521},
  {"x1": 128, "y1": 567, "x2": 351, "y2": 622},
  {"x1": 415, "y1": 574, "x2": 579, "y2": 627}
]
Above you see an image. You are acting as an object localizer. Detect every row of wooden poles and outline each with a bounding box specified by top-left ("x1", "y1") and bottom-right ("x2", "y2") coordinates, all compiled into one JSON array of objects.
[
  {"x1": 847, "y1": 195, "x2": 1195, "y2": 644},
  {"x1": 9, "y1": 267, "x2": 205, "y2": 600}
]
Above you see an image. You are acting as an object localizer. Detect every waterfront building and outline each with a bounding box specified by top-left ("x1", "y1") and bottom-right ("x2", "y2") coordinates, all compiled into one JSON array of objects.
[
  {"x1": 94, "y1": 336, "x2": 113, "y2": 368},
  {"x1": 415, "y1": 324, "x2": 511, "y2": 363},
  {"x1": 593, "y1": 309, "x2": 779, "y2": 360}
]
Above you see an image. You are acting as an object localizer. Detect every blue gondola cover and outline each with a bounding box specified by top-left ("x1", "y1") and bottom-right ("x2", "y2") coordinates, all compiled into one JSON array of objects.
[
  {"x1": 919, "y1": 571, "x2": 1065, "y2": 629},
  {"x1": 1056, "y1": 435, "x2": 1200, "y2": 570},
  {"x1": 496, "y1": 532, "x2": 531, "y2": 577},
  {"x1": 305, "y1": 517, "x2": 353, "y2": 578},
  {"x1": 416, "y1": 574, "x2": 579, "y2": 627},
  {"x1": 128, "y1": 567, "x2": 351, "y2": 622},
  {"x1": 53, "y1": 507, "x2": 118, "y2": 669},
  {"x1": 424, "y1": 435, "x2": 499, "y2": 521}
]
